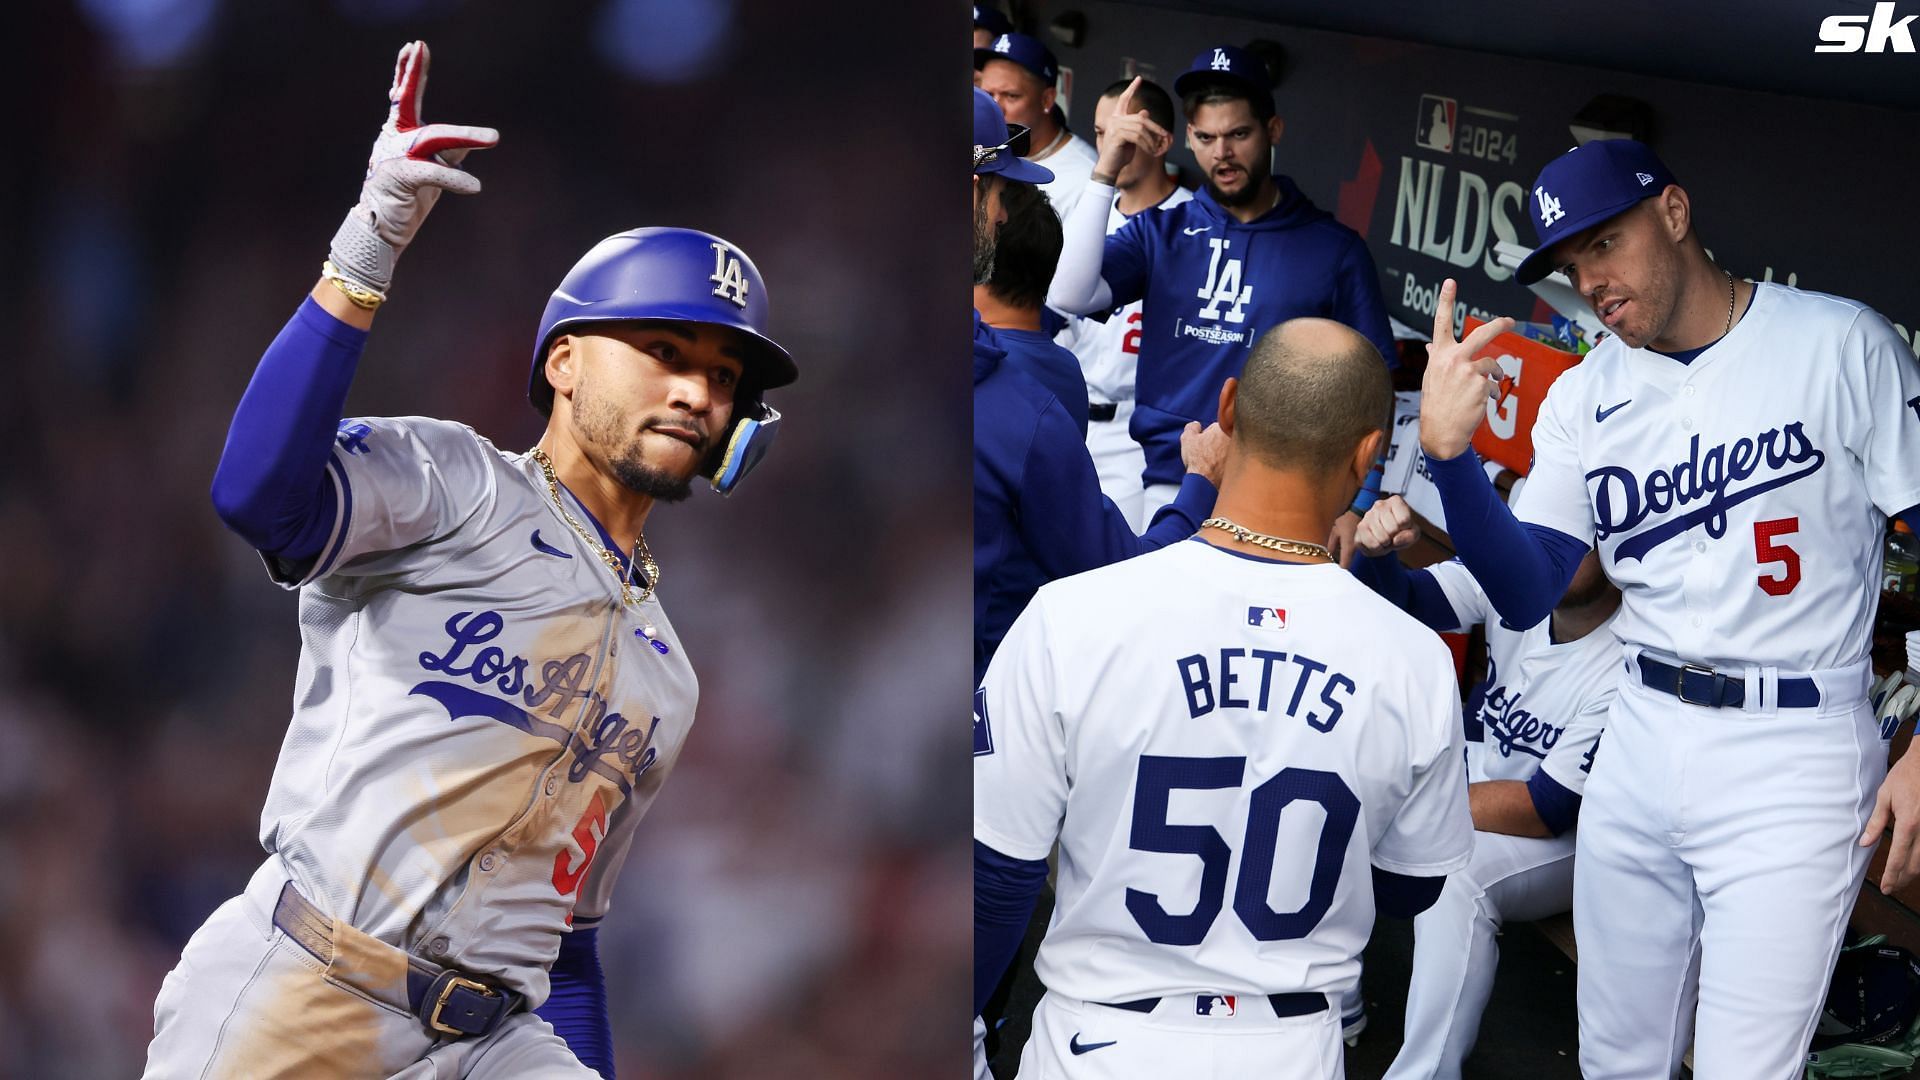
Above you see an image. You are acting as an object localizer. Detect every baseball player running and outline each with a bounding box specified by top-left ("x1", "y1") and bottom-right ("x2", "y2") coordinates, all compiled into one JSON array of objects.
[
  {"x1": 1350, "y1": 495, "x2": 1621, "y2": 1078},
  {"x1": 1048, "y1": 54, "x2": 1395, "y2": 544},
  {"x1": 1054, "y1": 77, "x2": 1193, "y2": 531},
  {"x1": 145, "y1": 43, "x2": 794, "y2": 1078},
  {"x1": 1417, "y1": 139, "x2": 1920, "y2": 1078},
  {"x1": 974, "y1": 318, "x2": 1473, "y2": 1079}
]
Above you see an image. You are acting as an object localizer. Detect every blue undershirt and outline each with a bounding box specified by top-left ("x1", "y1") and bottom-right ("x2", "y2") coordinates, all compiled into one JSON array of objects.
[{"x1": 536, "y1": 927, "x2": 614, "y2": 1077}]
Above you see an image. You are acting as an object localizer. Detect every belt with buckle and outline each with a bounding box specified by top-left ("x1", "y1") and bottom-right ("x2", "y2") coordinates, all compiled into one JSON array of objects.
[
  {"x1": 1096, "y1": 992, "x2": 1326, "y2": 1017},
  {"x1": 1088, "y1": 401, "x2": 1119, "y2": 422},
  {"x1": 272, "y1": 882, "x2": 522, "y2": 1038},
  {"x1": 1635, "y1": 655, "x2": 1821, "y2": 709}
]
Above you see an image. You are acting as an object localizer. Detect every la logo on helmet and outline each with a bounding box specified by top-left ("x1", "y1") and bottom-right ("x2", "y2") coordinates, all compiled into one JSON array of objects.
[{"x1": 709, "y1": 242, "x2": 750, "y2": 307}]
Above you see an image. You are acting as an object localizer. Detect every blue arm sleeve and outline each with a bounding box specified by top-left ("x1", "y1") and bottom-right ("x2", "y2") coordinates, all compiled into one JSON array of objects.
[
  {"x1": 975, "y1": 840, "x2": 1049, "y2": 1016},
  {"x1": 1350, "y1": 555, "x2": 1461, "y2": 632},
  {"x1": 1141, "y1": 473, "x2": 1218, "y2": 546},
  {"x1": 1425, "y1": 449, "x2": 1587, "y2": 629},
  {"x1": 1372, "y1": 866, "x2": 1445, "y2": 919},
  {"x1": 1526, "y1": 769, "x2": 1583, "y2": 838},
  {"x1": 536, "y1": 927, "x2": 614, "y2": 1078},
  {"x1": 208, "y1": 298, "x2": 366, "y2": 560},
  {"x1": 1018, "y1": 401, "x2": 1208, "y2": 581},
  {"x1": 1350, "y1": 462, "x2": 1385, "y2": 513},
  {"x1": 1900, "y1": 506, "x2": 1920, "y2": 534}
]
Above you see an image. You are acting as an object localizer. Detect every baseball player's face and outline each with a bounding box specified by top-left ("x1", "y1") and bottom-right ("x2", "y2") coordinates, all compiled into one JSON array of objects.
[
  {"x1": 1547, "y1": 200, "x2": 1684, "y2": 351},
  {"x1": 973, "y1": 27, "x2": 995, "y2": 49},
  {"x1": 1187, "y1": 101, "x2": 1273, "y2": 206},
  {"x1": 557, "y1": 323, "x2": 744, "y2": 501},
  {"x1": 977, "y1": 61, "x2": 1050, "y2": 132}
]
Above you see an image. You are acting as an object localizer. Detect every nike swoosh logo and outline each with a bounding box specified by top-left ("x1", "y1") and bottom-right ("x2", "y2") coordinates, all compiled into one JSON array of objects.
[
  {"x1": 531, "y1": 530, "x2": 573, "y2": 558},
  {"x1": 1069, "y1": 1034, "x2": 1117, "y2": 1055},
  {"x1": 1594, "y1": 400, "x2": 1631, "y2": 423},
  {"x1": 1182, "y1": 226, "x2": 1210, "y2": 236}
]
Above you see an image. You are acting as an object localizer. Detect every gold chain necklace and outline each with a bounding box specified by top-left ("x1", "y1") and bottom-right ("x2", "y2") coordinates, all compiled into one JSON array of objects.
[
  {"x1": 1201, "y1": 517, "x2": 1333, "y2": 561},
  {"x1": 530, "y1": 448, "x2": 660, "y2": 632},
  {"x1": 1722, "y1": 269, "x2": 1736, "y2": 338}
]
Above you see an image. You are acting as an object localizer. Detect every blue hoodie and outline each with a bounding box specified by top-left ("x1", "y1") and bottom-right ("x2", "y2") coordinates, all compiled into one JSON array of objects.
[
  {"x1": 973, "y1": 312, "x2": 1215, "y2": 682},
  {"x1": 1103, "y1": 176, "x2": 1396, "y2": 486}
]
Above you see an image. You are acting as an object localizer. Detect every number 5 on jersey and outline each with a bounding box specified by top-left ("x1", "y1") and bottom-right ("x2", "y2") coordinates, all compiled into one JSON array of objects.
[
  {"x1": 553, "y1": 791, "x2": 608, "y2": 925},
  {"x1": 1127, "y1": 754, "x2": 1358, "y2": 946}
]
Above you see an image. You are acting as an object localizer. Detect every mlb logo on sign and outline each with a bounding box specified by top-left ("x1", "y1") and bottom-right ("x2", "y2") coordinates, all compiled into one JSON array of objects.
[
  {"x1": 1247, "y1": 606, "x2": 1287, "y2": 630},
  {"x1": 1414, "y1": 94, "x2": 1456, "y2": 154},
  {"x1": 1196, "y1": 994, "x2": 1236, "y2": 1017}
]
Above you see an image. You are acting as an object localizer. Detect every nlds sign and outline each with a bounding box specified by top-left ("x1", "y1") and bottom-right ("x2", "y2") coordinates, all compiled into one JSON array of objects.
[{"x1": 1816, "y1": 2, "x2": 1917, "y2": 52}]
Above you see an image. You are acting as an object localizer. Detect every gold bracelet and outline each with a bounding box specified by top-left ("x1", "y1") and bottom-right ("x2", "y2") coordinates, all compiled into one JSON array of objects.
[{"x1": 321, "y1": 260, "x2": 387, "y2": 310}]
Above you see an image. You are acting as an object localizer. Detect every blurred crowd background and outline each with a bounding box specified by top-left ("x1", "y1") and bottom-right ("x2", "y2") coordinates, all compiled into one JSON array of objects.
[{"x1": 1, "y1": 2, "x2": 965, "y2": 1076}]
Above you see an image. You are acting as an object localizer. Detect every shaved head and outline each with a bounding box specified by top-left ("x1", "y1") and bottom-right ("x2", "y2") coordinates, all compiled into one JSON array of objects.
[{"x1": 1233, "y1": 319, "x2": 1392, "y2": 475}]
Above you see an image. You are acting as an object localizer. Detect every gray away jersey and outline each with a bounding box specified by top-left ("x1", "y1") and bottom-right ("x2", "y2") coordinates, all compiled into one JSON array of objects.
[{"x1": 257, "y1": 416, "x2": 697, "y2": 1004}]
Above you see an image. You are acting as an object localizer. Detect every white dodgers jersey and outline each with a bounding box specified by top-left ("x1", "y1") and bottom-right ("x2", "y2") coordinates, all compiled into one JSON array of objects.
[
  {"x1": 256, "y1": 416, "x2": 697, "y2": 1003},
  {"x1": 1424, "y1": 559, "x2": 1618, "y2": 788},
  {"x1": 974, "y1": 539, "x2": 1473, "y2": 1004},
  {"x1": 1516, "y1": 284, "x2": 1920, "y2": 673},
  {"x1": 1057, "y1": 185, "x2": 1194, "y2": 405}
]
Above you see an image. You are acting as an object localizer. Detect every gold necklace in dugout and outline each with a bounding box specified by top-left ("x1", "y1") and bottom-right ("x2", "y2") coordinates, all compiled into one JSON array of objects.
[
  {"x1": 530, "y1": 447, "x2": 661, "y2": 638},
  {"x1": 1201, "y1": 517, "x2": 1334, "y2": 562}
]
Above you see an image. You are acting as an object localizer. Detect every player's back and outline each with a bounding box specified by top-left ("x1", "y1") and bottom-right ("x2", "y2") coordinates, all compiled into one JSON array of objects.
[{"x1": 977, "y1": 537, "x2": 1470, "y2": 1006}]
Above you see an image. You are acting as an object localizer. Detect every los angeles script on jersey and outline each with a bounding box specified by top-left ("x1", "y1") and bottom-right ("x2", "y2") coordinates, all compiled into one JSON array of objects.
[
  {"x1": 411, "y1": 609, "x2": 663, "y2": 793},
  {"x1": 1588, "y1": 422, "x2": 1825, "y2": 562},
  {"x1": 1176, "y1": 647, "x2": 1356, "y2": 730},
  {"x1": 1472, "y1": 656, "x2": 1561, "y2": 760}
]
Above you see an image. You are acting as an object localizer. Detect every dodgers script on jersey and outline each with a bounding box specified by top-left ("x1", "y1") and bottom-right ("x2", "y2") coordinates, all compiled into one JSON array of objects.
[
  {"x1": 975, "y1": 539, "x2": 1473, "y2": 1005},
  {"x1": 1424, "y1": 559, "x2": 1615, "y2": 788},
  {"x1": 1515, "y1": 284, "x2": 1920, "y2": 672},
  {"x1": 1099, "y1": 181, "x2": 1396, "y2": 487},
  {"x1": 253, "y1": 416, "x2": 696, "y2": 1005}
]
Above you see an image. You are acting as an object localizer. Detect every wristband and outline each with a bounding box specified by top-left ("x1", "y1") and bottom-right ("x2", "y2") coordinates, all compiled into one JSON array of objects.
[{"x1": 321, "y1": 260, "x2": 387, "y2": 310}]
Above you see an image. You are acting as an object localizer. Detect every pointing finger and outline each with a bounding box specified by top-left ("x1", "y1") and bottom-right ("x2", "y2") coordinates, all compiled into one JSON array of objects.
[
  {"x1": 409, "y1": 123, "x2": 500, "y2": 160},
  {"x1": 1117, "y1": 75, "x2": 1140, "y2": 116},
  {"x1": 390, "y1": 40, "x2": 430, "y2": 132},
  {"x1": 1459, "y1": 315, "x2": 1517, "y2": 358},
  {"x1": 1432, "y1": 278, "x2": 1458, "y2": 346}
]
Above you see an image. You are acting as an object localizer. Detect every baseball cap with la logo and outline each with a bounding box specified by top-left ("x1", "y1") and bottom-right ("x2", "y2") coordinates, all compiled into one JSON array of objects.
[
  {"x1": 973, "y1": 32, "x2": 1059, "y2": 86},
  {"x1": 1514, "y1": 139, "x2": 1679, "y2": 285},
  {"x1": 1173, "y1": 44, "x2": 1274, "y2": 99}
]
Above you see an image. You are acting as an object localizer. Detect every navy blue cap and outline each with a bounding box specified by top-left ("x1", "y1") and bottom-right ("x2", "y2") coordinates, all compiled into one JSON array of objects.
[
  {"x1": 974, "y1": 33, "x2": 1058, "y2": 86},
  {"x1": 973, "y1": 87, "x2": 1052, "y2": 183},
  {"x1": 1173, "y1": 45, "x2": 1273, "y2": 100},
  {"x1": 972, "y1": 4, "x2": 1013, "y2": 38},
  {"x1": 1514, "y1": 139, "x2": 1679, "y2": 285}
]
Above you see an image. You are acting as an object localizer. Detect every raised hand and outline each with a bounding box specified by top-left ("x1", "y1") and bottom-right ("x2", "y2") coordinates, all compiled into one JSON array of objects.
[
  {"x1": 1091, "y1": 77, "x2": 1171, "y2": 184},
  {"x1": 329, "y1": 41, "x2": 500, "y2": 296},
  {"x1": 1417, "y1": 278, "x2": 1514, "y2": 462}
]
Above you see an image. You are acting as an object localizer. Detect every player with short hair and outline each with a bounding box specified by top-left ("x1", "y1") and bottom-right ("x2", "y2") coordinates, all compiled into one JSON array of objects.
[
  {"x1": 1055, "y1": 76, "x2": 1193, "y2": 529},
  {"x1": 1048, "y1": 51, "x2": 1396, "y2": 544},
  {"x1": 975, "y1": 317, "x2": 1474, "y2": 1079},
  {"x1": 1350, "y1": 495, "x2": 1622, "y2": 1078},
  {"x1": 1417, "y1": 138, "x2": 1920, "y2": 1078},
  {"x1": 972, "y1": 87, "x2": 1226, "y2": 685},
  {"x1": 976, "y1": 180, "x2": 1089, "y2": 433},
  {"x1": 145, "y1": 43, "x2": 793, "y2": 1078},
  {"x1": 974, "y1": 33, "x2": 1098, "y2": 215}
]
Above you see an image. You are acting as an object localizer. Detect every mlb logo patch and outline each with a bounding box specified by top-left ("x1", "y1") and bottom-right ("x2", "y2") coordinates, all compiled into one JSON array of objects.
[
  {"x1": 1196, "y1": 994, "x2": 1236, "y2": 1017},
  {"x1": 1246, "y1": 606, "x2": 1287, "y2": 631}
]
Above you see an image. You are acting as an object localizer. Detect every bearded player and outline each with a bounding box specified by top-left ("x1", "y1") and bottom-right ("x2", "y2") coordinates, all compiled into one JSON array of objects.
[
  {"x1": 975, "y1": 318, "x2": 1472, "y2": 1078},
  {"x1": 1048, "y1": 51, "x2": 1395, "y2": 552},
  {"x1": 1419, "y1": 139, "x2": 1920, "y2": 1078},
  {"x1": 144, "y1": 42, "x2": 794, "y2": 1078}
]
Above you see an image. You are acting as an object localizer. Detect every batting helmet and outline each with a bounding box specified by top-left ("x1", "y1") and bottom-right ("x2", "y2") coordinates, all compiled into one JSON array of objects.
[{"x1": 530, "y1": 227, "x2": 797, "y2": 495}]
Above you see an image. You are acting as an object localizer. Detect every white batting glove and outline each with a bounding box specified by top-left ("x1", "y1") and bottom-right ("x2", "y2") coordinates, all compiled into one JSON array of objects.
[
  {"x1": 1354, "y1": 495, "x2": 1420, "y2": 558},
  {"x1": 328, "y1": 41, "x2": 499, "y2": 296}
]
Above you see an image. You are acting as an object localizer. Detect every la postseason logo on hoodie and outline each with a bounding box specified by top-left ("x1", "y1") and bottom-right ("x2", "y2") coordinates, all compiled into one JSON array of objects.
[{"x1": 1191, "y1": 237, "x2": 1255, "y2": 342}]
